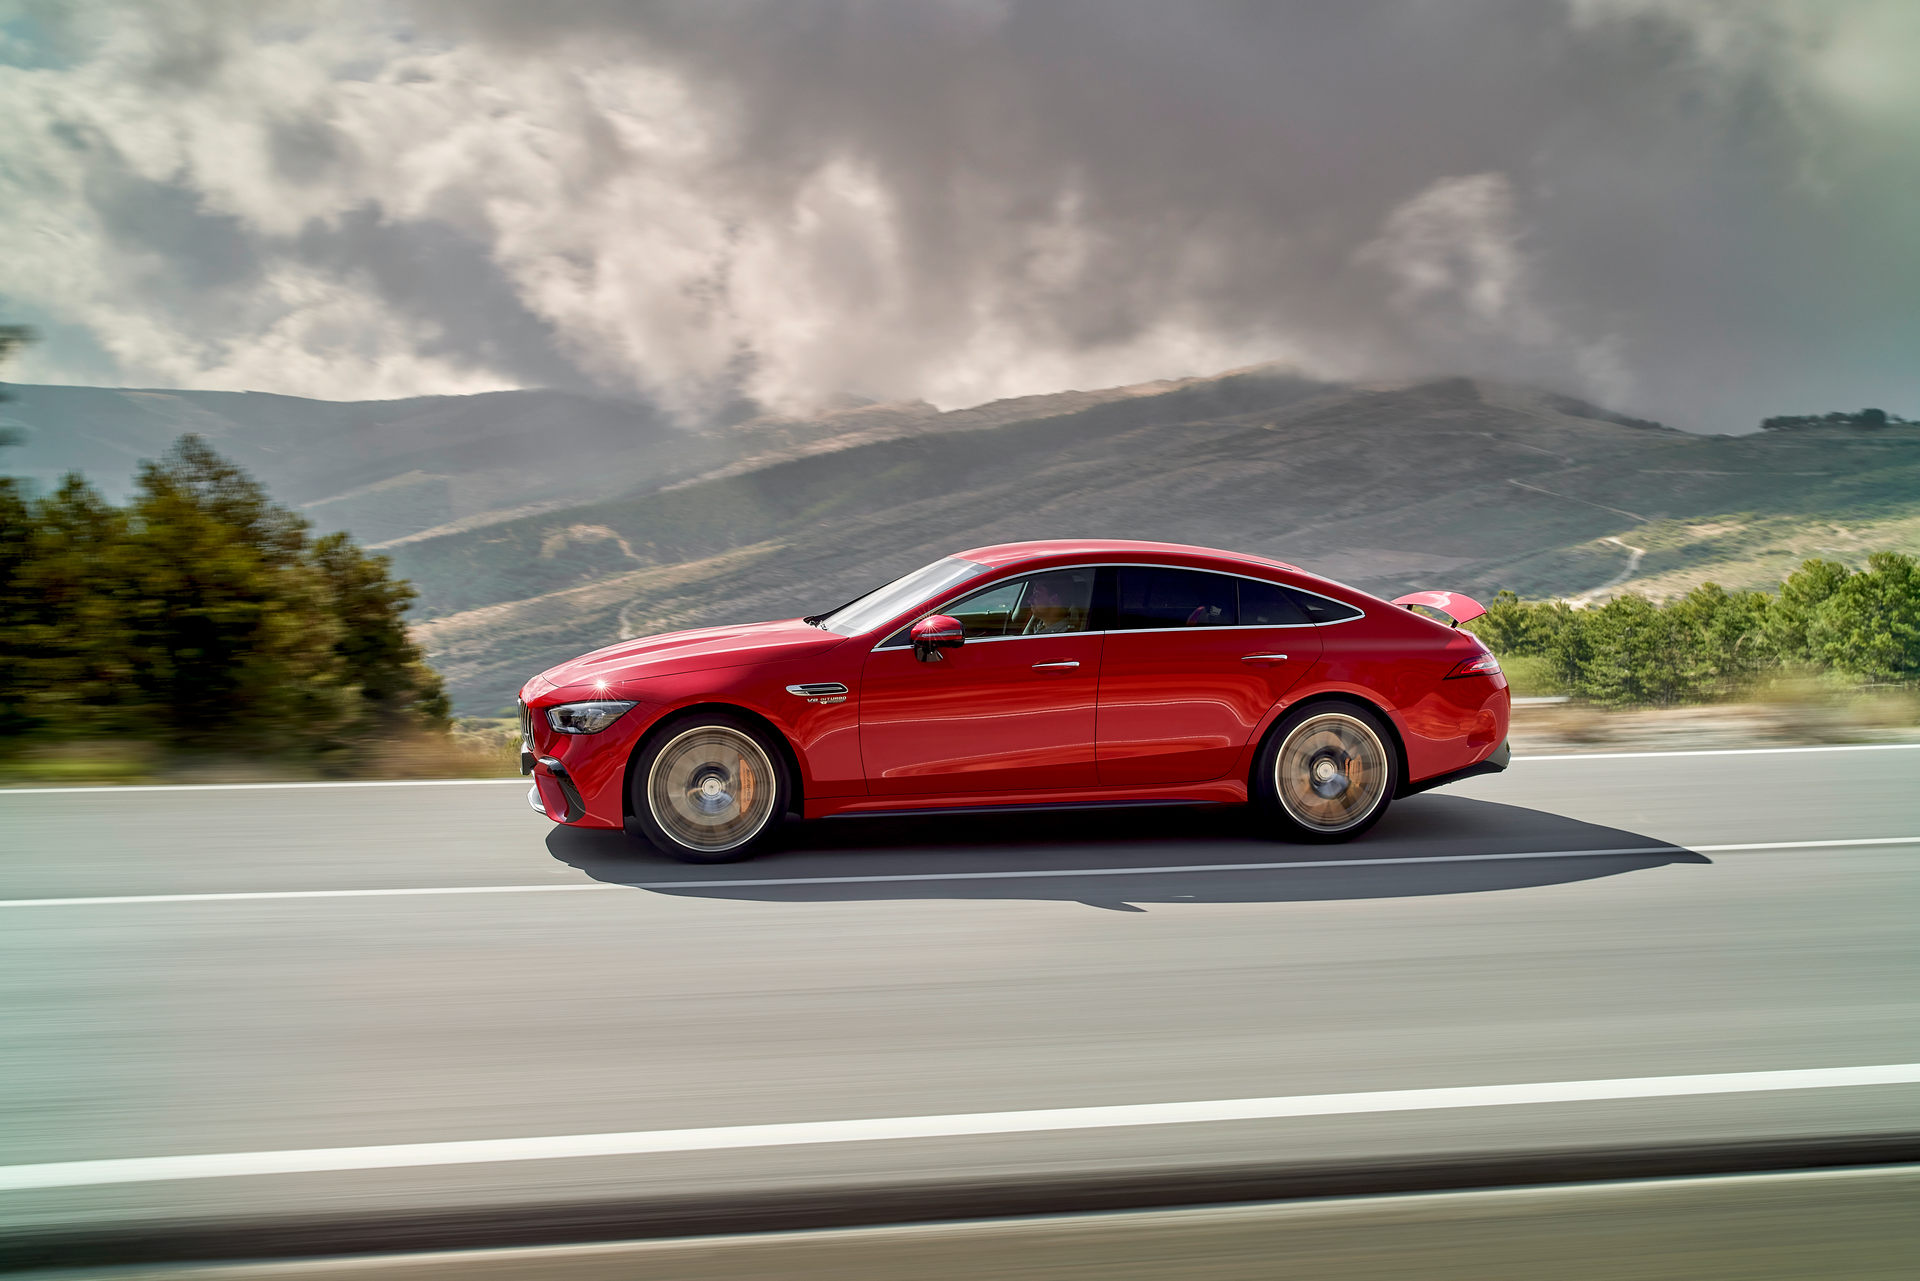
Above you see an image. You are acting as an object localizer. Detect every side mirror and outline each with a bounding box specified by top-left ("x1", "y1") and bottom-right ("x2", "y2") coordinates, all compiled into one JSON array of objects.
[{"x1": 910, "y1": 614, "x2": 965, "y2": 662}]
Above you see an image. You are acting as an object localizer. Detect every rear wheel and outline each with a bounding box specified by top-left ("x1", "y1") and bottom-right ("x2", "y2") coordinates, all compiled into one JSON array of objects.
[
  {"x1": 1255, "y1": 701, "x2": 1397, "y2": 842},
  {"x1": 629, "y1": 714, "x2": 790, "y2": 863}
]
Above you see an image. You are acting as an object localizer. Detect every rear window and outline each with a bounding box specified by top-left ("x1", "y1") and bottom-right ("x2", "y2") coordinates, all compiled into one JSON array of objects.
[
  {"x1": 1236, "y1": 577, "x2": 1311, "y2": 626},
  {"x1": 1115, "y1": 567, "x2": 1236, "y2": 629},
  {"x1": 1285, "y1": 587, "x2": 1364, "y2": 623}
]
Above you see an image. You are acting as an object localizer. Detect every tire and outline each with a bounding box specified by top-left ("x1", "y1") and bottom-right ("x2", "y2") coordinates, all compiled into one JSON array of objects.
[
  {"x1": 628, "y1": 712, "x2": 791, "y2": 863},
  {"x1": 1254, "y1": 700, "x2": 1398, "y2": 843}
]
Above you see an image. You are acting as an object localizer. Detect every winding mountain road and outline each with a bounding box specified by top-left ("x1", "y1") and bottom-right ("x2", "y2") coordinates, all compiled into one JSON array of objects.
[{"x1": 1566, "y1": 534, "x2": 1649, "y2": 605}]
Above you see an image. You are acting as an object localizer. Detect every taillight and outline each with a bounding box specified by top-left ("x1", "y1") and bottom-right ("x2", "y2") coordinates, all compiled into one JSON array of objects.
[{"x1": 1446, "y1": 651, "x2": 1502, "y2": 679}]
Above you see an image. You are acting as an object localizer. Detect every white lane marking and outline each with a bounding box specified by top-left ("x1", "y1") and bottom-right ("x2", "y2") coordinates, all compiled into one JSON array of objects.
[
  {"x1": 0, "y1": 778, "x2": 527, "y2": 796},
  {"x1": 1515, "y1": 742, "x2": 1920, "y2": 761},
  {"x1": 3, "y1": 1064, "x2": 1915, "y2": 1191},
  {"x1": 1, "y1": 740, "x2": 1916, "y2": 796},
  {"x1": 1691, "y1": 835, "x2": 1920, "y2": 852},
  {"x1": 1, "y1": 836, "x2": 1914, "y2": 908},
  {"x1": 0, "y1": 884, "x2": 621, "y2": 908}
]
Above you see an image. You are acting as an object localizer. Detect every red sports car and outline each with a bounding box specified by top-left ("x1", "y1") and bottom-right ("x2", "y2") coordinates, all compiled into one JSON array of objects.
[{"x1": 518, "y1": 540, "x2": 1509, "y2": 862}]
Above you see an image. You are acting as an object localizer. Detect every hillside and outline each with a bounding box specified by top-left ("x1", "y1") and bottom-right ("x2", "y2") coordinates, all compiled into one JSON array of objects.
[
  {"x1": 0, "y1": 384, "x2": 700, "y2": 544},
  {"x1": 384, "y1": 373, "x2": 1920, "y2": 712},
  {"x1": 11, "y1": 368, "x2": 1920, "y2": 715},
  {"x1": 0, "y1": 374, "x2": 1218, "y2": 547}
]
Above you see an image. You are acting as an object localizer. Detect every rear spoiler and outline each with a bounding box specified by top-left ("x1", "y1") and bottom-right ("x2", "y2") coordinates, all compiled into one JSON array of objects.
[{"x1": 1391, "y1": 591, "x2": 1487, "y2": 627}]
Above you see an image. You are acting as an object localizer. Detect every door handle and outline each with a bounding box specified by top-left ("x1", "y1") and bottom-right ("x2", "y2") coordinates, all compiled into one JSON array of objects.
[
  {"x1": 1241, "y1": 653, "x2": 1290, "y2": 664},
  {"x1": 1031, "y1": 660, "x2": 1081, "y2": 670}
]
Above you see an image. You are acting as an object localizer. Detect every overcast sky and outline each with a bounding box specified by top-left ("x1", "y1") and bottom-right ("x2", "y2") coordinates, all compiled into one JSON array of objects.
[{"x1": 1, "y1": 0, "x2": 1915, "y2": 432}]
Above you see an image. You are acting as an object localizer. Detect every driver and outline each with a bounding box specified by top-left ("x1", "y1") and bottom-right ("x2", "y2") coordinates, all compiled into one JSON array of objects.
[{"x1": 1020, "y1": 577, "x2": 1080, "y2": 634}]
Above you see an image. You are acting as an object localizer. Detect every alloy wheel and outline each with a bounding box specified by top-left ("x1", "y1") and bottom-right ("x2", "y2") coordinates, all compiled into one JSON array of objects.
[
  {"x1": 1274, "y1": 711, "x2": 1389, "y2": 834},
  {"x1": 647, "y1": 725, "x2": 780, "y2": 853}
]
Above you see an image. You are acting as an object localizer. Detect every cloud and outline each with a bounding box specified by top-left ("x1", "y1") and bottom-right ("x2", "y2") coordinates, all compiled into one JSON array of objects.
[
  {"x1": 1359, "y1": 174, "x2": 1537, "y2": 337},
  {"x1": 1356, "y1": 173, "x2": 1628, "y2": 402},
  {"x1": 0, "y1": 1, "x2": 1915, "y2": 430}
]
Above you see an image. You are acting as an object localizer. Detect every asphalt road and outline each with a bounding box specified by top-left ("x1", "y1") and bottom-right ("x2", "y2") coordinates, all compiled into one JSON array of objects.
[{"x1": 2, "y1": 745, "x2": 1917, "y2": 1249}]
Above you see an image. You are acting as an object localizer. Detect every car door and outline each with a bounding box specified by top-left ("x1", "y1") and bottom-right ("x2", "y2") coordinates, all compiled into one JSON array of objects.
[
  {"x1": 859, "y1": 567, "x2": 1102, "y2": 795},
  {"x1": 1095, "y1": 568, "x2": 1322, "y2": 786}
]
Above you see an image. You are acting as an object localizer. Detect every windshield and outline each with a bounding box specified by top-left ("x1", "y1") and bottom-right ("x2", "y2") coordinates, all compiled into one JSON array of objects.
[{"x1": 817, "y1": 556, "x2": 987, "y2": 636}]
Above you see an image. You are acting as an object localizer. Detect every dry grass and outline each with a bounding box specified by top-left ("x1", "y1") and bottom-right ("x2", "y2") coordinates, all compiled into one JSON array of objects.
[
  {"x1": 355, "y1": 721, "x2": 522, "y2": 779},
  {"x1": 1595, "y1": 511, "x2": 1920, "y2": 602},
  {"x1": 1510, "y1": 688, "x2": 1920, "y2": 754},
  {"x1": 0, "y1": 720, "x2": 523, "y2": 787}
]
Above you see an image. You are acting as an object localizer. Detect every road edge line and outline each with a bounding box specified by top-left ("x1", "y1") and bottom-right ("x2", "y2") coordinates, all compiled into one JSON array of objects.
[{"x1": 6, "y1": 1132, "x2": 1916, "y2": 1271}]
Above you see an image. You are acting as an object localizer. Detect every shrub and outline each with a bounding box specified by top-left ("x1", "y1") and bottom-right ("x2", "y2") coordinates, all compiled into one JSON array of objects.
[
  {"x1": 1466, "y1": 554, "x2": 1920, "y2": 706},
  {"x1": 0, "y1": 436, "x2": 446, "y2": 755}
]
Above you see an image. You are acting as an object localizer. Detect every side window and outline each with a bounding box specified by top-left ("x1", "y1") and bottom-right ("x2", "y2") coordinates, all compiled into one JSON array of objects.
[
  {"x1": 1285, "y1": 587, "x2": 1364, "y2": 624},
  {"x1": 944, "y1": 568, "x2": 1096, "y2": 639},
  {"x1": 945, "y1": 579, "x2": 1028, "y2": 638},
  {"x1": 1007, "y1": 567, "x2": 1096, "y2": 635},
  {"x1": 1237, "y1": 577, "x2": 1310, "y2": 626},
  {"x1": 1115, "y1": 567, "x2": 1236, "y2": 629}
]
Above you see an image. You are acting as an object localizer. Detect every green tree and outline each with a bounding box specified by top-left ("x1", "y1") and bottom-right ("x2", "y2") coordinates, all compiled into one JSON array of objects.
[
  {"x1": 13, "y1": 474, "x2": 137, "y2": 733},
  {"x1": 1578, "y1": 595, "x2": 1693, "y2": 706},
  {"x1": 1671, "y1": 582, "x2": 1770, "y2": 693},
  {"x1": 1807, "y1": 552, "x2": 1920, "y2": 682},
  {"x1": 119, "y1": 437, "x2": 351, "y2": 746},
  {"x1": 1470, "y1": 590, "x2": 1543, "y2": 656},
  {"x1": 312, "y1": 531, "x2": 449, "y2": 730},
  {"x1": 0, "y1": 326, "x2": 35, "y2": 731},
  {"x1": 3, "y1": 434, "x2": 451, "y2": 756},
  {"x1": 0, "y1": 324, "x2": 33, "y2": 448},
  {"x1": 1531, "y1": 600, "x2": 1591, "y2": 692},
  {"x1": 1766, "y1": 558, "x2": 1851, "y2": 665},
  {"x1": 0, "y1": 477, "x2": 35, "y2": 736}
]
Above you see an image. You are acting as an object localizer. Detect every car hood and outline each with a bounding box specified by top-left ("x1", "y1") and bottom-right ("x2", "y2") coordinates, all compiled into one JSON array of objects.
[{"x1": 529, "y1": 619, "x2": 845, "y2": 696}]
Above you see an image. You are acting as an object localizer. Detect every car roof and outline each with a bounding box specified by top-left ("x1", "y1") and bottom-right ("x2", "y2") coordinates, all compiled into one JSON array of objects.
[
  {"x1": 955, "y1": 538, "x2": 1304, "y2": 575},
  {"x1": 950, "y1": 539, "x2": 1377, "y2": 607}
]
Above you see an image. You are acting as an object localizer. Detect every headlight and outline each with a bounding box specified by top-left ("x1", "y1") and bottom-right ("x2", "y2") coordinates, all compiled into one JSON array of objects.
[{"x1": 546, "y1": 701, "x2": 637, "y2": 734}]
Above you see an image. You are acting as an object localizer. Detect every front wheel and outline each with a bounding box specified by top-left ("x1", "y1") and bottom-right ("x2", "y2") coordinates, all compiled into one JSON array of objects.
[
  {"x1": 629, "y1": 714, "x2": 790, "y2": 863},
  {"x1": 1254, "y1": 701, "x2": 1398, "y2": 843}
]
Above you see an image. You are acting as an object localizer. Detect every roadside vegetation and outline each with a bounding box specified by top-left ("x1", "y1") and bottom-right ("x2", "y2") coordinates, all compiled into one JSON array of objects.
[
  {"x1": 0, "y1": 433, "x2": 514, "y2": 783},
  {"x1": 1470, "y1": 555, "x2": 1920, "y2": 708},
  {"x1": 1760, "y1": 407, "x2": 1913, "y2": 431}
]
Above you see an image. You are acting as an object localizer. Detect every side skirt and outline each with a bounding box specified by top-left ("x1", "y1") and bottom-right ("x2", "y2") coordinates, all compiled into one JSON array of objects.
[{"x1": 806, "y1": 780, "x2": 1247, "y2": 821}]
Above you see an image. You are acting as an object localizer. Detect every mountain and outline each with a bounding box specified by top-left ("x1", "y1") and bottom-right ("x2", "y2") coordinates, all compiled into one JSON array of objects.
[
  {"x1": 10, "y1": 368, "x2": 1920, "y2": 714},
  {"x1": 0, "y1": 375, "x2": 1216, "y2": 546},
  {"x1": 1, "y1": 384, "x2": 691, "y2": 544},
  {"x1": 385, "y1": 372, "x2": 1920, "y2": 713}
]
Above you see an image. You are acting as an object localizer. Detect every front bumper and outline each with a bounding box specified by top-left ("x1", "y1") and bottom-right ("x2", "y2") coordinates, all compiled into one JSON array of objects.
[
  {"x1": 516, "y1": 690, "x2": 667, "y2": 828},
  {"x1": 520, "y1": 699, "x2": 587, "y2": 823},
  {"x1": 530, "y1": 756, "x2": 587, "y2": 823}
]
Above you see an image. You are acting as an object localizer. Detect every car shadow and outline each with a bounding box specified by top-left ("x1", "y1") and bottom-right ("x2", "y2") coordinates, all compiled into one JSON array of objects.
[{"x1": 543, "y1": 794, "x2": 1708, "y2": 910}]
